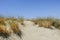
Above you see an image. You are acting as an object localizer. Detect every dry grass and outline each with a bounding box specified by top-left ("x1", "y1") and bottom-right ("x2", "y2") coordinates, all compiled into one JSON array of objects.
[
  {"x1": 0, "y1": 16, "x2": 23, "y2": 38},
  {"x1": 0, "y1": 16, "x2": 60, "y2": 29},
  {"x1": 0, "y1": 16, "x2": 60, "y2": 38},
  {"x1": 0, "y1": 25, "x2": 7, "y2": 33},
  {"x1": 31, "y1": 17, "x2": 60, "y2": 29},
  {"x1": 32, "y1": 19, "x2": 52, "y2": 28},
  {"x1": 17, "y1": 17, "x2": 24, "y2": 25},
  {"x1": 9, "y1": 21, "x2": 19, "y2": 33},
  {"x1": 9, "y1": 21, "x2": 22, "y2": 37},
  {"x1": 0, "y1": 25, "x2": 10, "y2": 38},
  {"x1": 0, "y1": 17, "x2": 6, "y2": 25},
  {"x1": 52, "y1": 19, "x2": 60, "y2": 29}
]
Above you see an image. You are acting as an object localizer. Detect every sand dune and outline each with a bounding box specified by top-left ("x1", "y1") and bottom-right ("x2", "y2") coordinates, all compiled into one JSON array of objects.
[{"x1": 0, "y1": 20, "x2": 60, "y2": 40}]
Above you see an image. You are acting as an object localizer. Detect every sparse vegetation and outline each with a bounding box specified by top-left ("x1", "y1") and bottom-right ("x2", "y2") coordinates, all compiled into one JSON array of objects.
[
  {"x1": 31, "y1": 17, "x2": 60, "y2": 29},
  {"x1": 0, "y1": 16, "x2": 60, "y2": 38},
  {"x1": 0, "y1": 16, "x2": 60, "y2": 30},
  {"x1": 0, "y1": 17, "x2": 6, "y2": 25}
]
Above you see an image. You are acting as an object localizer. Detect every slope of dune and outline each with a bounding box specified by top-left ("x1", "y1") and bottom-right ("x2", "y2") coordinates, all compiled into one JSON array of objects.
[
  {"x1": 21, "y1": 21, "x2": 60, "y2": 40},
  {"x1": 0, "y1": 20, "x2": 60, "y2": 40}
]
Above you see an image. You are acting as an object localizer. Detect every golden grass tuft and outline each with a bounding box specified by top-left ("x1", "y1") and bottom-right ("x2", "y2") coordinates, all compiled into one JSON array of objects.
[
  {"x1": 9, "y1": 21, "x2": 22, "y2": 37},
  {"x1": 31, "y1": 17, "x2": 55, "y2": 29},
  {"x1": 52, "y1": 19, "x2": 60, "y2": 29},
  {"x1": 0, "y1": 25, "x2": 10, "y2": 38},
  {"x1": 9, "y1": 21, "x2": 19, "y2": 33},
  {"x1": 17, "y1": 17, "x2": 24, "y2": 25},
  {"x1": 0, "y1": 17, "x2": 6, "y2": 25}
]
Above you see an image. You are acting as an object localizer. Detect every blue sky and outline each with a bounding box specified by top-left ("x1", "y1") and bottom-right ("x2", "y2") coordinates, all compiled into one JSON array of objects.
[{"x1": 0, "y1": 0, "x2": 60, "y2": 18}]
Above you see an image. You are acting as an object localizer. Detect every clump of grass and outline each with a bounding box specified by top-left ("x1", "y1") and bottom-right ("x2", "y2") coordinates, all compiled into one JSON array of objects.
[
  {"x1": 0, "y1": 16, "x2": 10, "y2": 38},
  {"x1": 52, "y1": 19, "x2": 60, "y2": 29},
  {"x1": 0, "y1": 17, "x2": 6, "y2": 25},
  {"x1": 17, "y1": 17, "x2": 24, "y2": 25},
  {"x1": 9, "y1": 21, "x2": 19, "y2": 33},
  {"x1": 0, "y1": 25, "x2": 10, "y2": 38},
  {"x1": 9, "y1": 21, "x2": 22, "y2": 38},
  {"x1": 31, "y1": 17, "x2": 55, "y2": 29},
  {"x1": 31, "y1": 17, "x2": 60, "y2": 29},
  {"x1": 6, "y1": 17, "x2": 17, "y2": 21}
]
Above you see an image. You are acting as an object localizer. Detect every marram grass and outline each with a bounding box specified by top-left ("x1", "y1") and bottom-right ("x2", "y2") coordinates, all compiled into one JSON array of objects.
[{"x1": 0, "y1": 16, "x2": 60, "y2": 29}]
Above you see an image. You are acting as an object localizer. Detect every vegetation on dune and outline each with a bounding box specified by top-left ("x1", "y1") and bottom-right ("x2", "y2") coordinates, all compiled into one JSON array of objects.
[
  {"x1": 6, "y1": 17, "x2": 17, "y2": 21},
  {"x1": 0, "y1": 16, "x2": 10, "y2": 38},
  {"x1": 0, "y1": 17, "x2": 6, "y2": 25},
  {"x1": 17, "y1": 17, "x2": 24, "y2": 25},
  {"x1": 0, "y1": 16, "x2": 60, "y2": 38},
  {"x1": 0, "y1": 25, "x2": 10, "y2": 38},
  {"x1": 52, "y1": 19, "x2": 60, "y2": 29},
  {"x1": 0, "y1": 16, "x2": 60, "y2": 29},
  {"x1": 31, "y1": 17, "x2": 60, "y2": 29},
  {"x1": 8, "y1": 20, "x2": 22, "y2": 38}
]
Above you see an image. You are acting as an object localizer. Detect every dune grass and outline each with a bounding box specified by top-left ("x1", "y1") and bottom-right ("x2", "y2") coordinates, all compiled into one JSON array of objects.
[
  {"x1": 0, "y1": 17, "x2": 6, "y2": 25},
  {"x1": 0, "y1": 16, "x2": 60, "y2": 29},
  {"x1": 31, "y1": 17, "x2": 60, "y2": 29}
]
